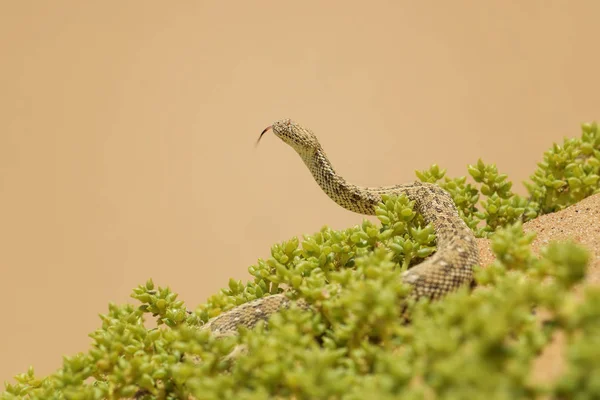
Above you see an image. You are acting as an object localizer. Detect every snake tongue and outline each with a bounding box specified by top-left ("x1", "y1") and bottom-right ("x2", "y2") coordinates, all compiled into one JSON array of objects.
[{"x1": 256, "y1": 125, "x2": 272, "y2": 146}]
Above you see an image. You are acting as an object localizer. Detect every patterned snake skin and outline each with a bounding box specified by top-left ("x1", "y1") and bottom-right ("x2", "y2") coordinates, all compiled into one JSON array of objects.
[{"x1": 201, "y1": 119, "x2": 479, "y2": 336}]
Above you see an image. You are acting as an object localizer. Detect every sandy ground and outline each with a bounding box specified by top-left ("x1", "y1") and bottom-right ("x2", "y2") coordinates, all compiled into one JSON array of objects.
[{"x1": 477, "y1": 192, "x2": 600, "y2": 384}]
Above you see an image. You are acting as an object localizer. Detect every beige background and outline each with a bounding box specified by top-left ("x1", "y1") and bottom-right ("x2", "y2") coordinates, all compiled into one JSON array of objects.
[{"x1": 1, "y1": 1, "x2": 599, "y2": 384}]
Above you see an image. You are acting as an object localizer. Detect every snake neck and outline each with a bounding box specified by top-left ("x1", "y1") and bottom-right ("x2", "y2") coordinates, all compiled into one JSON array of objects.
[{"x1": 300, "y1": 147, "x2": 381, "y2": 215}]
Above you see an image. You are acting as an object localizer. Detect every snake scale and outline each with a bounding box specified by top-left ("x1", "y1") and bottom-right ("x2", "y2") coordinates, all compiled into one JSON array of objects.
[{"x1": 202, "y1": 119, "x2": 479, "y2": 336}]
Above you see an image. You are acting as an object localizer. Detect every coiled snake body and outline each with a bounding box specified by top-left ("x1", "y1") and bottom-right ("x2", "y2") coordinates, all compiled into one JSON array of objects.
[{"x1": 202, "y1": 119, "x2": 479, "y2": 336}]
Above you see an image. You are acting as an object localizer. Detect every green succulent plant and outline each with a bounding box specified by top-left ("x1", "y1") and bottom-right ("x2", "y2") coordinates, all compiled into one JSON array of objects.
[{"x1": 2, "y1": 122, "x2": 599, "y2": 400}]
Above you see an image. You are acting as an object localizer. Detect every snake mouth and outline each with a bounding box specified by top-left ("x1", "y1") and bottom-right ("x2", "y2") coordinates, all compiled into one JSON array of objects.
[{"x1": 256, "y1": 125, "x2": 272, "y2": 146}]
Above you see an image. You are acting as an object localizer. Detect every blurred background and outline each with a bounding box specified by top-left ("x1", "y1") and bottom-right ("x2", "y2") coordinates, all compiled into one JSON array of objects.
[{"x1": 1, "y1": 1, "x2": 599, "y2": 384}]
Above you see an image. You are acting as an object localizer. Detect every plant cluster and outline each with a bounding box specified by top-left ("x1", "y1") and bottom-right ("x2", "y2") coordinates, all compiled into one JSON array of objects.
[
  {"x1": 418, "y1": 122, "x2": 600, "y2": 236},
  {"x1": 2, "y1": 123, "x2": 599, "y2": 400}
]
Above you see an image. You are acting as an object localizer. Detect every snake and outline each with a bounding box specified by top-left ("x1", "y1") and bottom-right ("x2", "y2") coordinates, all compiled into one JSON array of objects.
[{"x1": 201, "y1": 119, "x2": 479, "y2": 336}]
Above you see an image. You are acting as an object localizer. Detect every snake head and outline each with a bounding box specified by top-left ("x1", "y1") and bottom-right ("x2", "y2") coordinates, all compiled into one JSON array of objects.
[{"x1": 258, "y1": 119, "x2": 320, "y2": 155}]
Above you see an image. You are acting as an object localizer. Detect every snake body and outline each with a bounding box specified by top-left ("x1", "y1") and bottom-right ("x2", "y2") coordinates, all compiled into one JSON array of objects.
[{"x1": 202, "y1": 119, "x2": 479, "y2": 336}]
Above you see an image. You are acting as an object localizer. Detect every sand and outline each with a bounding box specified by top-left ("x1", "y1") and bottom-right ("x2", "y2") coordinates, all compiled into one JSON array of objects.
[{"x1": 476, "y1": 192, "x2": 600, "y2": 384}]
